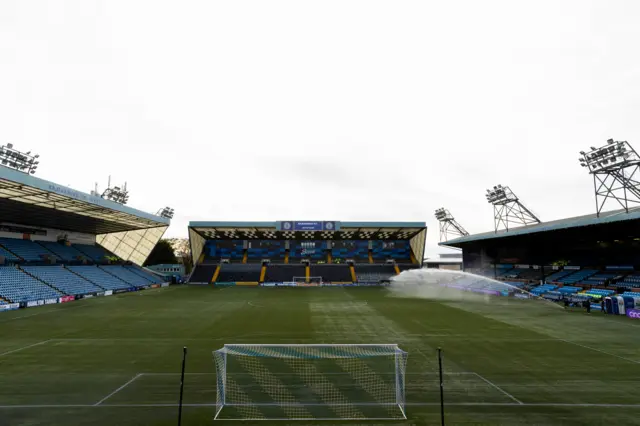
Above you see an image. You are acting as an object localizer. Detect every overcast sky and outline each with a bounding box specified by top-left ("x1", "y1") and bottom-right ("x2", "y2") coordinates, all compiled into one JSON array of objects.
[{"x1": 1, "y1": 0, "x2": 640, "y2": 255}]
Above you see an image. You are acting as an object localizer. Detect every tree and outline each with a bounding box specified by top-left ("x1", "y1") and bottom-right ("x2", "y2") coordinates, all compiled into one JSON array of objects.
[
  {"x1": 165, "y1": 237, "x2": 192, "y2": 275},
  {"x1": 144, "y1": 239, "x2": 178, "y2": 266}
]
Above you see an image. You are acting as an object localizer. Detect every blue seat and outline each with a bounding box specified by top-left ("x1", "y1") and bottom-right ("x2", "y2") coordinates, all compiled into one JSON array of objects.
[
  {"x1": 0, "y1": 266, "x2": 62, "y2": 303},
  {"x1": 22, "y1": 266, "x2": 102, "y2": 296},
  {"x1": 67, "y1": 266, "x2": 132, "y2": 291}
]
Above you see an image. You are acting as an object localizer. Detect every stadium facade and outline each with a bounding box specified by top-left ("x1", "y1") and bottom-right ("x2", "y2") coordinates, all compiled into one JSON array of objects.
[
  {"x1": 0, "y1": 165, "x2": 170, "y2": 310},
  {"x1": 188, "y1": 221, "x2": 426, "y2": 285}
]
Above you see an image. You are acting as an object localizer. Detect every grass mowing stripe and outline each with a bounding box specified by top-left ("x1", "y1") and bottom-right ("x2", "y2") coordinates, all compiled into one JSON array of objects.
[{"x1": 0, "y1": 339, "x2": 51, "y2": 357}]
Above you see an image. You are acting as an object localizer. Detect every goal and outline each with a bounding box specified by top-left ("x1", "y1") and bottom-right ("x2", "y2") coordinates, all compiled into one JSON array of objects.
[
  {"x1": 212, "y1": 344, "x2": 408, "y2": 421},
  {"x1": 293, "y1": 276, "x2": 323, "y2": 284}
]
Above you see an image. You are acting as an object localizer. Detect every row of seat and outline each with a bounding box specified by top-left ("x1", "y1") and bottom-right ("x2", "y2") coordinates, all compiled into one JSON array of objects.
[
  {"x1": 191, "y1": 263, "x2": 417, "y2": 283},
  {"x1": 0, "y1": 265, "x2": 165, "y2": 303},
  {"x1": 0, "y1": 238, "x2": 114, "y2": 262}
]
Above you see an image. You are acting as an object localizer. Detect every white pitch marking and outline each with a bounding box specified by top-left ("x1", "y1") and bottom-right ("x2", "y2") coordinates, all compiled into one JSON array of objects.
[
  {"x1": 473, "y1": 373, "x2": 523, "y2": 405},
  {"x1": 2, "y1": 402, "x2": 640, "y2": 409},
  {"x1": 0, "y1": 304, "x2": 92, "y2": 323},
  {"x1": 0, "y1": 339, "x2": 51, "y2": 358},
  {"x1": 94, "y1": 374, "x2": 142, "y2": 406},
  {"x1": 558, "y1": 338, "x2": 640, "y2": 365}
]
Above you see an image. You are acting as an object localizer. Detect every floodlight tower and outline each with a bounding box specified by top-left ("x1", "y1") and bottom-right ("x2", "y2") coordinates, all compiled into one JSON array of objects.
[
  {"x1": 0, "y1": 143, "x2": 40, "y2": 174},
  {"x1": 579, "y1": 139, "x2": 640, "y2": 217},
  {"x1": 434, "y1": 208, "x2": 469, "y2": 241},
  {"x1": 101, "y1": 176, "x2": 130, "y2": 205},
  {"x1": 485, "y1": 185, "x2": 541, "y2": 233},
  {"x1": 157, "y1": 206, "x2": 175, "y2": 219}
]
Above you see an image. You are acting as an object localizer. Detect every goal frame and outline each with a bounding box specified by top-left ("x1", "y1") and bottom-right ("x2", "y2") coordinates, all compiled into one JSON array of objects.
[
  {"x1": 213, "y1": 343, "x2": 408, "y2": 421},
  {"x1": 292, "y1": 276, "x2": 323, "y2": 284}
]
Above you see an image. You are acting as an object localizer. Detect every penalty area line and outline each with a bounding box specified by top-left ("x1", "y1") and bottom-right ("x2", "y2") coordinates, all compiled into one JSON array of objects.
[
  {"x1": 473, "y1": 373, "x2": 523, "y2": 405},
  {"x1": 93, "y1": 374, "x2": 142, "y2": 406},
  {"x1": 0, "y1": 339, "x2": 51, "y2": 358}
]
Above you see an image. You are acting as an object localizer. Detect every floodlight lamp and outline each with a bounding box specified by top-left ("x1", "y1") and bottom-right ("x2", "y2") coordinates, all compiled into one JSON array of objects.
[
  {"x1": 607, "y1": 139, "x2": 614, "y2": 144},
  {"x1": 580, "y1": 151, "x2": 586, "y2": 155},
  {"x1": 6, "y1": 143, "x2": 13, "y2": 149},
  {"x1": 591, "y1": 146, "x2": 597, "y2": 150}
]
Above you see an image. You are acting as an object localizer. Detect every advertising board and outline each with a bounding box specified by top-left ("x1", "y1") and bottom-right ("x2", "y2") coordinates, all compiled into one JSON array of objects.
[
  {"x1": 0, "y1": 303, "x2": 20, "y2": 312},
  {"x1": 627, "y1": 309, "x2": 640, "y2": 320},
  {"x1": 104, "y1": 290, "x2": 113, "y2": 296},
  {"x1": 59, "y1": 295, "x2": 75, "y2": 303},
  {"x1": 44, "y1": 298, "x2": 58, "y2": 305}
]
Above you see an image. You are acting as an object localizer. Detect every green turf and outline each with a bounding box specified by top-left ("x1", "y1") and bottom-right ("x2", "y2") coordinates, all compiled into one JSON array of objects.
[{"x1": 1, "y1": 285, "x2": 639, "y2": 425}]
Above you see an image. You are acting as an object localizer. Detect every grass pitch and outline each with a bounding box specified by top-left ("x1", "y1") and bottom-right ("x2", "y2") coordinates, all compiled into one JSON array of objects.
[{"x1": 1, "y1": 285, "x2": 639, "y2": 425}]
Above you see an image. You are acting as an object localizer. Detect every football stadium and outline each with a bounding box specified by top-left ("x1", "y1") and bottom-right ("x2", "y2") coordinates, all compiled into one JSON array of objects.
[{"x1": 0, "y1": 144, "x2": 638, "y2": 425}]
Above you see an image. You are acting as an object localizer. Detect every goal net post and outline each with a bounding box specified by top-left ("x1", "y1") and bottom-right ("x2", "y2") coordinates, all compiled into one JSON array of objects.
[{"x1": 213, "y1": 343, "x2": 408, "y2": 421}]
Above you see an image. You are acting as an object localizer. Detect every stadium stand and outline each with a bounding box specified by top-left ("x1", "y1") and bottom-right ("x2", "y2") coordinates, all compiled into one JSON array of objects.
[
  {"x1": 246, "y1": 241, "x2": 286, "y2": 262},
  {"x1": 507, "y1": 268, "x2": 544, "y2": 281},
  {"x1": 579, "y1": 271, "x2": 618, "y2": 286},
  {"x1": 189, "y1": 264, "x2": 217, "y2": 283},
  {"x1": 0, "y1": 238, "x2": 58, "y2": 262},
  {"x1": 67, "y1": 266, "x2": 132, "y2": 291},
  {"x1": 0, "y1": 266, "x2": 62, "y2": 302},
  {"x1": 74, "y1": 244, "x2": 114, "y2": 262},
  {"x1": 545, "y1": 269, "x2": 575, "y2": 283},
  {"x1": 22, "y1": 266, "x2": 103, "y2": 296},
  {"x1": 37, "y1": 241, "x2": 87, "y2": 262},
  {"x1": 310, "y1": 264, "x2": 352, "y2": 282},
  {"x1": 557, "y1": 286, "x2": 582, "y2": 295},
  {"x1": 216, "y1": 264, "x2": 262, "y2": 282},
  {"x1": 620, "y1": 272, "x2": 640, "y2": 289},
  {"x1": 556, "y1": 269, "x2": 598, "y2": 285},
  {"x1": 581, "y1": 288, "x2": 615, "y2": 299},
  {"x1": 100, "y1": 265, "x2": 154, "y2": 286},
  {"x1": 530, "y1": 284, "x2": 557, "y2": 296},
  {"x1": 264, "y1": 265, "x2": 306, "y2": 283},
  {"x1": 124, "y1": 265, "x2": 164, "y2": 284},
  {"x1": 355, "y1": 265, "x2": 397, "y2": 283},
  {"x1": 496, "y1": 267, "x2": 516, "y2": 278},
  {"x1": 0, "y1": 245, "x2": 20, "y2": 262}
]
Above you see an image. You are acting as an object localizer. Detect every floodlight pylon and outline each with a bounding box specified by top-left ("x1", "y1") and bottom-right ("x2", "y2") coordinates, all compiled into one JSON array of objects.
[
  {"x1": 0, "y1": 143, "x2": 40, "y2": 174},
  {"x1": 579, "y1": 139, "x2": 640, "y2": 217},
  {"x1": 485, "y1": 185, "x2": 540, "y2": 233},
  {"x1": 434, "y1": 208, "x2": 469, "y2": 241}
]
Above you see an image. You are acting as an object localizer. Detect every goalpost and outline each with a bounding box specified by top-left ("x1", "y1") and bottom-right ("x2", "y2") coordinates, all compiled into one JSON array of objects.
[
  {"x1": 292, "y1": 276, "x2": 323, "y2": 284},
  {"x1": 212, "y1": 344, "x2": 408, "y2": 421}
]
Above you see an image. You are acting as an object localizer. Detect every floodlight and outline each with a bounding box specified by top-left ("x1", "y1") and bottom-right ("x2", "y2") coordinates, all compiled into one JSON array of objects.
[
  {"x1": 591, "y1": 146, "x2": 597, "y2": 150},
  {"x1": 607, "y1": 139, "x2": 614, "y2": 144}
]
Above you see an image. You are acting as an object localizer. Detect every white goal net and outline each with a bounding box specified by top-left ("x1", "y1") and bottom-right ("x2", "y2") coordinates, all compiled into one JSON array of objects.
[{"x1": 213, "y1": 344, "x2": 408, "y2": 421}]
